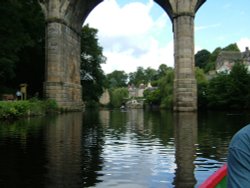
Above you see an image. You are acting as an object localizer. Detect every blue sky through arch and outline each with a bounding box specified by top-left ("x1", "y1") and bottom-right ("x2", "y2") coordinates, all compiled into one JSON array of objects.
[{"x1": 84, "y1": 0, "x2": 250, "y2": 74}]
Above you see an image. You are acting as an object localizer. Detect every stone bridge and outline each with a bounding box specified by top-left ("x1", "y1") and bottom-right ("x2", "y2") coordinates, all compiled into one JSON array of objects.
[{"x1": 38, "y1": 0, "x2": 206, "y2": 111}]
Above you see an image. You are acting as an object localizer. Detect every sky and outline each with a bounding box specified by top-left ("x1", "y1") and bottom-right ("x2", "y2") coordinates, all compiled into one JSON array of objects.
[{"x1": 84, "y1": 0, "x2": 250, "y2": 74}]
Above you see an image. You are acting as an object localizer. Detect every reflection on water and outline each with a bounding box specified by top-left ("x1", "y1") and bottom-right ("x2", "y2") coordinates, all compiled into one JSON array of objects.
[
  {"x1": 174, "y1": 113, "x2": 197, "y2": 188},
  {"x1": 45, "y1": 112, "x2": 83, "y2": 188},
  {"x1": 0, "y1": 117, "x2": 47, "y2": 188},
  {"x1": 0, "y1": 110, "x2": 249, "y2": 187},
  {"x1": 96, "y1": 109, "x2": 176, "y2": 188}
]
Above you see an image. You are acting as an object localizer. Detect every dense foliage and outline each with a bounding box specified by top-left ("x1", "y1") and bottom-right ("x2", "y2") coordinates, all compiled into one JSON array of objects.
[
  {"x1": 195, "y1": 49, "x2": 211, "y2": 70},
  {"x1": 80, "y1": 24, "x2": 106, "y2": 106},
  {"x1": 0, "y1": 0, "x2": 45, "y2": 96},
  {"x1": 0, "y1": 99, "x2": 58, "y2": 120},
  {"x1": 142, "y1": 65, "x2": 174, "y2": 109},
  {"x1": 109, "y1": 88, "x2": 128, "y2": 108},
  {"x1": 128, "y1": 66, "x2": 158, "y2": 86},
  {"x1": 196, "y1": 68, "x2": 208, "y2": 109},
  {"x1": 206, "y1": 63, "x2": 250, "y2": 109},
  {"x1": 106, "y1": 70, "x2": 128, "y2": 88}
]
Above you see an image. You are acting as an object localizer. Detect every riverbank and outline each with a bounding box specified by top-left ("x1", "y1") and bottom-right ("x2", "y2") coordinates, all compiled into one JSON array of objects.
[{"x1": 0, "y1": 99, "x2": 59, "y2": 120}]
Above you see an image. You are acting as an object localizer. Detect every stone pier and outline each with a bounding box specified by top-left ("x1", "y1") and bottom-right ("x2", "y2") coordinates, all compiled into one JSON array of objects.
[
  {"x1": 155, "y1": 0, "x2": 206, "y2": 111},
  {"x1": 44, "y1": 21, "x2": 82, "y2": 110},
  {"x1": 39, "y1": 0, "x2": 102, "y2": 110}
]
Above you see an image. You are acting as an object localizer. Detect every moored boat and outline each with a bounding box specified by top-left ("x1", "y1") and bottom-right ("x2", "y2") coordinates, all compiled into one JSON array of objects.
[{"x1": 199, "y1": 164, "x2": 227, "y2": 188}]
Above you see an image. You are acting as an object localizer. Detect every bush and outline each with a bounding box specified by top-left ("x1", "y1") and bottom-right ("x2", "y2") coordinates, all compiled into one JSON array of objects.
[
  {"x1": 0, "y1": 99, "x2": 58, "y2": 120},
  {"x1": 110, "y1": 88, "x2": 128, "y2": 108},
  {"x1": 43, "y1": 99, "x2": 58, "y2": 113}
]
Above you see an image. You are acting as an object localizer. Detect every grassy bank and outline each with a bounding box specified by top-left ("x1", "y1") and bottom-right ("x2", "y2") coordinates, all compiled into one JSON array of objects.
[{"x1": 0, "y1": 99, "x2": 59, "y2": 120}]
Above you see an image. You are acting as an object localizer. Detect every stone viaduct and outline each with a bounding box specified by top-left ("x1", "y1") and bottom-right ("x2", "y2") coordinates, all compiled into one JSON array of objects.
[{"x1": 38, "y1": 0, "x2": 206, "y2": 111}]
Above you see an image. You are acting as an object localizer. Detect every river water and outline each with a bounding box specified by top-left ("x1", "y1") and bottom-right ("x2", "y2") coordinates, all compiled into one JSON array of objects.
[{"x1": 0, "y1": 109, "x2": 249, "y2": 188}]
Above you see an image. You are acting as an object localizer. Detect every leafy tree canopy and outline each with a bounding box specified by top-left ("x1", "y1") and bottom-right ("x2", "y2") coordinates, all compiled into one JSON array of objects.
[
  {"x1": 157, "y1": 64, "x2": 168, "y2": 78},
  {"x1": 128, "y1": 66, "x2": 159, "y2": 86},
  {"x1": 110, "y1": 88, "x2": 128, "y2": 108},
  {"x1": 81, "y1": 24, "x2": 106, "y2": 103},
  {"x1": 206, "y1": 63, "x2": 250, "y2": 109},
  {"x1": 195, "y1": 49, "x2": 211, "y2": 69},
  {"x1": 106, "y1": 70, "x2": 128, "y2": 88},
  {"x1": 222, "y1": 43, "x2": 240, "y2": 52},
  {"x1": 128, "y1": 66, "x2": 146, "y2": 86},
  {"x1": 0, "y1": 0, "x2": 45, "y2": 96}
]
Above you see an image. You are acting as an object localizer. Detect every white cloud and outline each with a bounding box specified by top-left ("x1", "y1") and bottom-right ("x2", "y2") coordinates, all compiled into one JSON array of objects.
[
  {"x1": 84, "y1": 0, "x2": 173, "y2": 74},
  {"x1": 86, "y1": 0, "x2": 153, "y2": 38},
  {"x1": 237, "y1": 38, "x2": 250, "y2": 52},
  {"x1": 101, "y1": 40, "x2": 174, "y2": 74},
  {"x1": 195, "y1": 24, "x2": 220, "y2": 31}
]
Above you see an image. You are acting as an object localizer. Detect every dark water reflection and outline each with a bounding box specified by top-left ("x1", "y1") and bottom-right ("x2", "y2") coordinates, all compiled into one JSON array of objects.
[
  {"x1": 0, "y1": 110, "x2": 249, "y2": 187},
  {"x1": 174, "y1": 113, "x2": 197, "y2": 188}
]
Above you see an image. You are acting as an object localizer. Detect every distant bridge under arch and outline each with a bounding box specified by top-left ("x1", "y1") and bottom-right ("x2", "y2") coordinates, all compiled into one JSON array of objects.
[{"x1": 38, "y1": 0, "x2": 206, "y2": 111}]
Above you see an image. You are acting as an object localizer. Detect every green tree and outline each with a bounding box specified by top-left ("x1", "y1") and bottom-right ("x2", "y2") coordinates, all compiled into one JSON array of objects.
[
  {"x1": 207, "y1": 73, "x2": 230, "y2": 109},
  {"x1": 128, "y1": 67, "x2": 146, "y2": 86},
  {"x1": 0, "y1": 0, "x2": 25, "y2": 86},
  {"x1": 195, "y1": 67, "x2": 208, "y2": 108},
  {"x1": 110, "y1": 88, "x2": 128, "y2": 108},
  {"x1": 195, "y1": 49, "x2": 211, "y2": 69},
  {"x1": 81, "y1": 24, "x2": 106, "y2": 104},
  {"x1": 223, "y1": 43, "x2": 240, "y2": 52},
  {"x1": 228, "y1": 63, "x2": 250, "y2": 108},
  {"x1": 157, "y1": 64, "x2": 168, "y2": 78},
  {"x1": 144, "y1": 67, "x2": 174, "y2": 109},
  {"x1": 145, "y1": 67, "x2": 157, "y2": 83},
  {"x1": 144, "y1": 88, "x2": 161, "y2": 106},
  {"x1": 210, "y1": 47, "x2": 222, "y2": 63},
  {"x1": 206, "y1": 63, "x2": 250, "y2": 109},
  {"x1": 0, "y1": 0, "x2": 45, "y2": 96},
  {"x1": 106, "y1": 70, "x2": 128, "y2": 88},
  {"x1": 158, "y1": 67, "x2": 174, "y2": 109},
  {"x1": 128, "y1": 66, "x2": 158, "y2": 86}
]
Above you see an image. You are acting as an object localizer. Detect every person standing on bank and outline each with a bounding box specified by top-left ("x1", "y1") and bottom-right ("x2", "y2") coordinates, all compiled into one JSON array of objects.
[
  {"x1": 16, "y1": 90, "x2": 22, "y2": 100},
  {"x1": 227, "y1": 124, "x2": 250, "y2": 188}
]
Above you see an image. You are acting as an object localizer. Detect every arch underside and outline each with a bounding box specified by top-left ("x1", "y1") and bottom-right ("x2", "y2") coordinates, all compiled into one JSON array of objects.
[{"x1": 154, "y1": 0, "x2": 206, "y2": 22}]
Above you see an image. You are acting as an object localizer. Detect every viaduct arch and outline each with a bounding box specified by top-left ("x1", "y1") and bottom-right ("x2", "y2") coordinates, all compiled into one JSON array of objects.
[{"x1": 38, "y1": 0, "x2": 206, "y2": 111}]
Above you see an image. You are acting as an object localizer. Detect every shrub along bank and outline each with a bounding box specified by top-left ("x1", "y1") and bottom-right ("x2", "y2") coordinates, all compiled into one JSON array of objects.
[{"x1": 0, "y1": 99, "x2": 58, "y2": 120}]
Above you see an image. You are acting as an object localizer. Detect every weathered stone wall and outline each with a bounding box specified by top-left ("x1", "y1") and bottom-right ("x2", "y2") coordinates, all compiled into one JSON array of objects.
[
  {"x1": 155, "y1": 0, "x2": 205, "y2": 111},
  {"x1": 44, "y1": 21, "x2": 83, "y2": 110},
  {"x1": 173, "y1": 15, "x2": 197, "y2": 111}
]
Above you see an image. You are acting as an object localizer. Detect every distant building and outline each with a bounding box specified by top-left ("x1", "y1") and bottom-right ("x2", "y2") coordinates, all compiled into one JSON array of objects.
[
  {"x1": 242, "y1": 47, "x2": 250, "y2": 72},
  {"x1": 128, "y1": 84, "x2": 146, "y2": 98},
  {"x1": 127, "y1": 83, "x2": 157, "y2": 98},
  {"x1": 126, "y1": 83, "x2": 159, "y2": 109},
  {"x1": 216, "y1": 47, "x2": 250, "y2": 73}
]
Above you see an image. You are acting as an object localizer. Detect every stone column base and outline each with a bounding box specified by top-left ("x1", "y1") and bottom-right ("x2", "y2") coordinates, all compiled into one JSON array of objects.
[
  {"x1": 44, "y1": 82, "x2": 84, "y2": 111},
  {"x1": 173, "y1": 79, "x2": 197, "y2": 112}
]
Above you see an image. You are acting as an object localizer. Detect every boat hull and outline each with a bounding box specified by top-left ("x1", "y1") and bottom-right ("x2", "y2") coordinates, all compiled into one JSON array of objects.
[{"x1": 199, "y1": 164, "x2": 227, "y2": 188}]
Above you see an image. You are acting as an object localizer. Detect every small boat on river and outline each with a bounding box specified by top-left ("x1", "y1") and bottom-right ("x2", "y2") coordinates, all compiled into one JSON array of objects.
[{"x1": 199, "y1": 164, "x2": 227, "y2": 188}]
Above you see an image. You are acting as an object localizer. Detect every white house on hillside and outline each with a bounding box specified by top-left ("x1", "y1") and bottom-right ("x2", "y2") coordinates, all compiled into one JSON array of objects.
[{"x1": 216, "y1": 47, "x2": 250, "y2": 73}]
